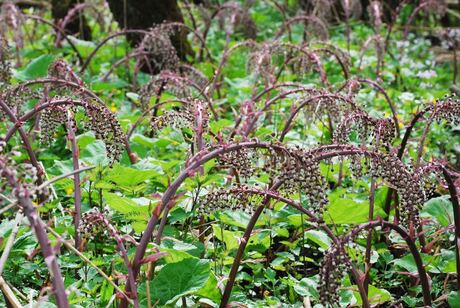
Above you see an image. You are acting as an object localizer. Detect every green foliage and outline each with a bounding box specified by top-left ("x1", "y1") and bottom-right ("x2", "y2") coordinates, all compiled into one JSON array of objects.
[{"x1": 0, "y1": 1, "x2": 459, "y2": 307}]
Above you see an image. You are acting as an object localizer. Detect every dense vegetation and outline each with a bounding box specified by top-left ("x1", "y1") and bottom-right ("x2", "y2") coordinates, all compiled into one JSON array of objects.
[{"x1": 0, "y1": 0, "x2": 459, "y2": 307}]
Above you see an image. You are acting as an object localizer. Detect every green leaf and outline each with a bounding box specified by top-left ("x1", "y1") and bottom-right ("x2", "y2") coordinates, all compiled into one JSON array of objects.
[
  {"x1": 448, "y1": 291, "x2": 460, "y2": 307},
  {"x1": 106, "y1": 165, "x2": 159, "y2": 187},
  {"x1": 305, "y1": 230, "x2": 331, "y2": 250},
  {"x1": 421, "y1": 196, "x2": 453, "y2": 227},
  {"x1": 195, "y1": 274, "x2": 222, "y2": 303},
  {"x1": 324, "y1": 196, "x2": 386, "y2": 225},
  {"x1": 160, "y1": 247, "x2": 197, "y2": 263},
  {"x1": 393, "y1": 253, "x2": 434, "y2": 273},
  {"x1": 293, "y1": 277, "x2": 318, "y2": 298},
  {"x1": 14, "y1": 54, "x2": 54, "y2": 81},
  {"x1": 150, "y1": 258, "x2": 211, "y2": 305},
  {"x1": 104, "y1": 192, "x2": 150, "y2": 220},
  {"x1": 354, "y1": 285, "x2": 392, "y2": 305},
  {"x1": 80, "y1": 140, "x2": 108, "y2": 166},
  {"x1": 67, "y1": 36, "x2": 96, "y2": 58},
  {"x1": 212, "y1": 225, "x2": 241, "y2": 251}
]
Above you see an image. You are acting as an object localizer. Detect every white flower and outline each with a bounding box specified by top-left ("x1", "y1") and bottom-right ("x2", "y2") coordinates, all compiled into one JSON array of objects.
[{"x1": 416, "y1": 70, "x2": 437, "y2": 79}]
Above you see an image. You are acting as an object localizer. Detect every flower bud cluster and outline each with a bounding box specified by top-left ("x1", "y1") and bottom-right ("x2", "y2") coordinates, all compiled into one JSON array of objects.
[
  {"x1": 0, "y1": 2, "x2": 23, "y2": 50},
  {"x1": 319, "y1": 241, "x2": 352, "y2": 307},
  {"x1": 334, "y1": 111, "x2": 395, "y2": 148},
  {"x1": 198, "y1": 184, "x2": 262, "y2": 215},
  {"x1": 432, "y1": 95, "x2": 460, "y2": 126},
  {"x1": 140, "y1": 24, "x2": 179, "y2": 73},
  {"x1": 140, "y1": 71, "x2": 192, "y2": 110},
  {"x1": 38, "y1": 97, "x2": 125, "y2": 165},
  {"x1": 151, "y1": 98, "x2": 209, "y2": 138},
  {"x1": 0, "y1": 154, "x2": 48, "y2": 202},
  {"x1": 82, "y1": 101, "x2": 125, "y2": 164},
  {"x1": 0, "y1": 36, "x2": 11, "y2": 85},
  {"x1": 218, "y1": 147, "x2": 254, "y2": 179},
  {"x1": 80, "y1": 208, "x2": 118, "y2": 241},
  {"x1": 371, "y1": 154, "x2": 425, "y2": 227},
  {"x1": 276, "y1": 148, "x2": 328, "y2": 213},
  {"x1": 39, "y1": 105, "x2": 67, "y2": 145}
]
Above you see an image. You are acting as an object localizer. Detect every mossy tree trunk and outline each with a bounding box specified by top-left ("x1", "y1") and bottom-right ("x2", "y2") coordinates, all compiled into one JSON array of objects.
[{"x1": 106, "y1": 0, "x2": 192, "y2": 61}]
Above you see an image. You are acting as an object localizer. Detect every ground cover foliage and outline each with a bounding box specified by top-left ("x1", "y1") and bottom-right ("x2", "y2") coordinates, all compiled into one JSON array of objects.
[{"x1": 0, "y1": 0, "x2": 460, "y2": 307}]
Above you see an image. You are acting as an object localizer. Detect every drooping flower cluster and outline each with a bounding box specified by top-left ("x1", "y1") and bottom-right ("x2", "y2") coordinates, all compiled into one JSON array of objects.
[
  {"x1": 421, "y1": 0, "x2": 447, "y2": 15},
  {"x1": 140, "y1": 70, "x2": 193, "y2": 110},
  {"x1": 217, "y1": 146, "x2": 254, "y2": 179},
  {"x1": 334, "y1": 111, "x2": 395, "y2": 148},
  {"x1": 81, "y1": 100, "x2": 125, "y2": 163},
  {"x1": 215, "y1": 1, "x2": 257, "y2": 38},
  {"x1": 0, "y1": 35, "x2": 10, "y2": 85},
  {"x1": 36, "y1": 60, "x2": 125, "y2": 164},
  {"x1": 151, "y1": 98, "x2": 209, "y2": 139},
  {"x1": 48, "y1": 60, "x2": 84, "y2": 85},
  {"x1": 318, "y1": 239, "x2": 352, "y2": 307},
  {"x1": 180, "y1": 64, "x2": 209, "y2": 91},
  {"x1": 275, "y1": 147, "x2": 328, "y2": 212},
  {"x1": 216, "y1": 143, "x2": 329, "y2": 213},
  {"x1": 0, "y1": 2, "x2": 23, "y2": 54},
  {"x1": 198, "y1": 184, "x2": 263, "y2": 215},
  {"x1": 38, "y1": 97, "x2": 125, "y2": 165},
  {"x1": 341, "y1": 0, "x2": 363, "y2": 20},
  {"x1": 0, "y1": 153, "x2": 47, "y2": 202},
  {"x1": 138, "y1": 24, "x2": 180, "y2": 73},
  {"x1": 39, "y1": 105, "x2": 68, "y2": 145},
  {"x1": 368, "y1": 1, "x2": 382, "y2": 33},
  {"x1": 297, "y1": 89, "x2": 357, "y2": 124},
  {"x1": 370, "y1": 154, "x2": 426, "y2": 227},
  {"x1": 247, "y1": 42, "x2": 283, "y2": 82},
  {"x1": 430, "y1": 95, "x2": 460, "y2": 126},
  {"x1": 80, "y1": 209, "x2": 117, "y2": 241}
]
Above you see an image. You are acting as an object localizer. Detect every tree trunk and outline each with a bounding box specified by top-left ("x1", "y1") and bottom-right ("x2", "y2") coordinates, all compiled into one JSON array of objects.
[
  {"x1": 51, "y1": 0, "x2": 91, "y2": 40},
  {"x1": 106, "y1": 0, "x2": 192, "y2": 61}
]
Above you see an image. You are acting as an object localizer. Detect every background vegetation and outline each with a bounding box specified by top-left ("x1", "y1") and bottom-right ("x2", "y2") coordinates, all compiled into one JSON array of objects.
[{"x1": 0, "y1": 0, "x2": 460, "y2": 307}]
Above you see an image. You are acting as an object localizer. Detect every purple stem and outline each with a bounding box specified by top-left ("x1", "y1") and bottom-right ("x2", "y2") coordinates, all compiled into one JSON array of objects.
[{"x1": 66, "y1": 112, "x2": 82, "y2": 250}]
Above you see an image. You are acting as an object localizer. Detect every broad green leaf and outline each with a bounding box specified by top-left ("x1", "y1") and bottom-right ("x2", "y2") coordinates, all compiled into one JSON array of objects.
[
  {"x1": 393, "y1": 253, "x2": 434, "y2": 273},
  {"x1": 150, "y1": 258, "x2": 211, "y2": 305},
  {"x1": 91, "y1": 78, "x2": 129, "y2": 91},
  {"x1": 305, "y1": 230, "x2": 331, "y2": 250},
  {"x1": 14, "y1": 54, "x2": 54, "y2": 81},
  {"x1": 160, "y1": 247, "x2": 197, "y2": 263},
  {"x1": 106, "y1": 165, "x2": 159, "y2": 187},
  {"x1": 67, "y1": 36, "x2": 96, "y2": 57},
  {"x1": 324, "y1": 197, "x2": 386, "y2": 225},
  {"x1": 421, "y1": 196, "x2": 453, "y2": 227},
  {"x1": 104, "y1": 192, "x2": 150, "y2": 220},
  {"x1": 80, "y1": 140, "x2": 108, "y2": 166},
  {"x1": 354, "y1": 284, "x2": 392, "y2": 305},
  {"x1": 293, "y1": 277, "x2": 318, "y2": 298},
  {"x1": 212, "y1": 225, "x2": 242, "y2": 251},
  {"x1": 195, "y1": 274, "x2": 222, "y2": 303},
  {"x1": 448, "y1": 291, "x2": 460, "y2": 307}
]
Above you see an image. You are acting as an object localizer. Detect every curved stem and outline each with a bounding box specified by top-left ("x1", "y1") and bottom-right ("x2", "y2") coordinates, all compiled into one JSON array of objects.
[
  {"x1": 358, "y1": 78, "x2": 400, "y2": 138},
  {"x1": 79, "y1": 29, "x2": 149, "y2": 73},
  {"x1": 442, "y1": 168, "x2": 460, "y2": 290},
  {"x1": 0, "y1": 100, "x2": 44, "y2": 185},
  {"x1": 66, "y1": 112, "x2": 82, "y2": 250},
  {"x1": 219, "y1": 204, "x2": 265, "y2": 307},
  {"x1": 24, "y1": 15, "x2": 84, "y2": 65},
  {"x1": 345, "y1": 220, "x2": 432, "y2": 306},
  {"x1": 279, "y1": 94, "x2": 355, "y2": 141},
  {"x1": 215, "y1": 185, "x2": 370, "y2": 308}
]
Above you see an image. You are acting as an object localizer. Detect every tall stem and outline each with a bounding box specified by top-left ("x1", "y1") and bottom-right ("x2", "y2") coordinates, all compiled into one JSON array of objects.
[
  {"x1": 66, "y1": 112, "x2": 82, "y2": 250},
  {"x1": 442, "y1": 168, "x2": 460, "y2": 290},
  {"x1": 364, "y1": 176, "x2": 376, "y2": 294}
]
